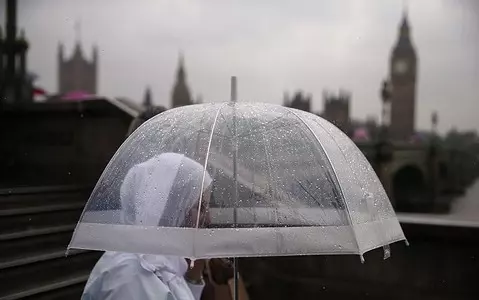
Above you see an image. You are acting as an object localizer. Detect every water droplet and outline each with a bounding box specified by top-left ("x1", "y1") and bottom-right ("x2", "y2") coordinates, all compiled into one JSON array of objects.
[{"x1": 383, "y1": 245, "x2": 391, "y2": 260}]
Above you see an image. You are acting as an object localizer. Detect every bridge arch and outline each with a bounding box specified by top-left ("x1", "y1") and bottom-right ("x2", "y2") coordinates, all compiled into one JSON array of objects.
[{"x1": 392, "y1": 164, "x2": 427, "y2": 212}]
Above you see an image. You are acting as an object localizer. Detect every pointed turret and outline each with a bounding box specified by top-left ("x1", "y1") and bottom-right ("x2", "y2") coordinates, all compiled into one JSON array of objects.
[
  {"x1": 171, "y1": 53, "x2": 192, "y2": 108},
  {"x1": 143, "y1": 86, "x2": 153, "y2": 108}
]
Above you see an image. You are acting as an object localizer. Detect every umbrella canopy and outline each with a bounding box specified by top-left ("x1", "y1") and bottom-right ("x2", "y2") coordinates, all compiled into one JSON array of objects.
[{"x1": 69, "y1": 102, "x2": 406, "y2": 260}]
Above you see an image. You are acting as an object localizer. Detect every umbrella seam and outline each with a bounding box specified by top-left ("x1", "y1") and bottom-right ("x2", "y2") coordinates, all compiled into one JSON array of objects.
[
  {"x1": 289, "y1": 109, "x2": 363, "y2": 255},
  {"x1": 193, "y1": 103, "x2": 227, "y2": 258},
  {"x1": 195, "y1": 103, "x2": 227, "y2": 230}
]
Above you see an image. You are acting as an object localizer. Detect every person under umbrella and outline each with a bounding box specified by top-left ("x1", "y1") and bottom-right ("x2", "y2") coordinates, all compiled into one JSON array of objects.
[{"x1": 82, "y1": 152, "x2": 213, "y2": 300}]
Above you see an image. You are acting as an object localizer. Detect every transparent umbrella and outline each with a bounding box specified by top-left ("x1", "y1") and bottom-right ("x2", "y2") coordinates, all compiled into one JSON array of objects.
[{"x1": 69, "y1": 101, "x2": 406, "y2": 292}]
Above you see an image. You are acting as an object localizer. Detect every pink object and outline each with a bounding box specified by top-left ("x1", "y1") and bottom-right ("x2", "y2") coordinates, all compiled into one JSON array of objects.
[
  {"x1": 409, "y1": 133, "x2": 426, "y2": 144},
  {"x1": 353, "y1": 127, "x2": 370, "y2": 141},
  {"x1": 62, "y1": 90, "x2": 95, "y2": 101}
]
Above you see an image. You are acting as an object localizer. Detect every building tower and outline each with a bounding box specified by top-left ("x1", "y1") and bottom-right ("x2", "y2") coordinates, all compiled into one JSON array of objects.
[
  {"x1": 0, "y1": 0, "x2": 32, "y2": 104},
  {"x1": 389, "y1": 11, "x2": 418, "y2": 141},
  {"x1": 283, "y1": 91, "x2": 311, "y2": 112},
  {"x1": 58, "y1": 23, "x2": 98, "y2": 94},
  {"x1": 171, "y1": 54, "x2": 192, "y2": 108},
  {"x1": 143, "y1": 86, "x2": 153, "y2": 109}
]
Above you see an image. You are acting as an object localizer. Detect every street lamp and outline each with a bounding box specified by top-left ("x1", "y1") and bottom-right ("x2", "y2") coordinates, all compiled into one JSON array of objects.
[
  {"x1": 375, "y1": 78, "x2": 395, "y2": 207},
  {"x1": 431, "y1": 111, "x2": 438, "y2": 136},
  {"x1": 376, "y1": 79, "x2": 394, "y2": 163},
  {"x1": 380, "y1": 79, "x2": 393, "y2": 136},
  {"x1": 429, "y1": 111, "x2": 439, "y2": 157},
  {"x1": 428, "y1": 111, "x2": 440, "y2": 211}
]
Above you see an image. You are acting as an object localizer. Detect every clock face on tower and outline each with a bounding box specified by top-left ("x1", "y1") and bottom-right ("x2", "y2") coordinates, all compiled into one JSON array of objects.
[{"x1": 393, "y1": 59, "x2": 409, "y2": 75}]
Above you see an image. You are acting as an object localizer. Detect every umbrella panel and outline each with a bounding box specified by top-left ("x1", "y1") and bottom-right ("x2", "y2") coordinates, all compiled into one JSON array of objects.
[{"x1": 205, "y1": 104, "x2": 349, "y2": 229}]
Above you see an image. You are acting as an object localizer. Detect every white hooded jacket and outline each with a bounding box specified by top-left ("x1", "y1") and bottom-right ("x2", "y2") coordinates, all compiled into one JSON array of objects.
[{"x1": 82, "y1": 153, "x2": 213, "y2": 300}]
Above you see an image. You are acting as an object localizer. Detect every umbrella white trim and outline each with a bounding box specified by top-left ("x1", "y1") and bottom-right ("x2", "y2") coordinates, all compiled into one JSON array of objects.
[{"x1": 69, "y1": 218, "x2": 405, "y2": 259}]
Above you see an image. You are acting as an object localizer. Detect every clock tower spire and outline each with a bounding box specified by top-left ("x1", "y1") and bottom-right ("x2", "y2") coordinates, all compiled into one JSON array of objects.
[{"x1": 389, "y1": 10, "x2": 418, "y2": 141}]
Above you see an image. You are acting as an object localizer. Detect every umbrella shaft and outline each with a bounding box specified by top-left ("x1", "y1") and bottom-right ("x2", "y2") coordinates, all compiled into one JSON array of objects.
[
  {"x1": 233, "y1": 257, "x2": 239, "y2": 300},
  {"x1": 232, "y1": 101, "x2": 238, "y2": 223},
  {"x1": 231, "y1": 76, "x2": 239, "y2": 300}
]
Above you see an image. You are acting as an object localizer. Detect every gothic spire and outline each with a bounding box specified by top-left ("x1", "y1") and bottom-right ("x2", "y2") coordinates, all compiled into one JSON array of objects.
[
  {"x1": 177, "y1": 52, "x2": 186, "y2": 81},
  {"x1": 143, "y1": 86, "x2": 153, "y2": 108},
  {"x1": 74, "y1": 19, "x2": 82, "y2": 44},
  {"x1": 73, "y1": 19, "x2": 83, "y2": 58},
  {"x1": 394, "y1": 8, "x2": 415, "y2": 52},
  {"x1": 171, "y1": 53, "x2": 192, "y2": 108},
  {"x1": 400, "y1": 10, "x2": 410, "y2": 38}
]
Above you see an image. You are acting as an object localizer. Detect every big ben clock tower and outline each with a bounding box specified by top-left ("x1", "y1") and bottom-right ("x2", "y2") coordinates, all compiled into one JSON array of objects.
[{"x1": 389, "y1": 12, "x2": 418, "y2": 141}]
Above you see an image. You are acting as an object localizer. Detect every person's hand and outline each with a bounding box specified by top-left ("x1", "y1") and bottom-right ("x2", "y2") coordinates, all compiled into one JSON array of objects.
[
  {"x1": 208, "y1": 258, "x2": 234, "y2": 284},
  {"x1": 185, "y1": 259, "x2": 207, "y2": 283}
]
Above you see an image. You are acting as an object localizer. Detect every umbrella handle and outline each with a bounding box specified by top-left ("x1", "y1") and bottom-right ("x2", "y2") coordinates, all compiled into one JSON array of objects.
[
  {"x1": 233, "y1": 257, "x2": 239, "y2": 300},
  {"x1": 205, "y1": 260, "x2": 219, "y2": 287}
]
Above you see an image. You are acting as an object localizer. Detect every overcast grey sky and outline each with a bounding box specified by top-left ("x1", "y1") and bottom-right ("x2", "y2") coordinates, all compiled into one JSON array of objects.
[{"x1": 1, "y1": 0, "x2": 478, "y2": 133}]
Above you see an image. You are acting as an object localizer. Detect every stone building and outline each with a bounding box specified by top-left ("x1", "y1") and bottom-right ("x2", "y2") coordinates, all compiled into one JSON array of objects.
[
  {"x1": 283, "y1": 91, "x2": 312, "y2": 112},
  {"x1": 321, "y1": 90, "x2": 351, "y2": 133},
  {"x1": 58, "y1": 41, "x2": 98, "y2": 94}
]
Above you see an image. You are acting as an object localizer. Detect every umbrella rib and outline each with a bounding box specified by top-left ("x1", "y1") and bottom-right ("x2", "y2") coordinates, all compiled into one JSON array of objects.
[
  {"x1": 289, "y1": 110, "x2": 362, "y2": 253},
  {"x1": 209, "y1": 113, "x2": 231, "y2": 203},
  {"x1": 195, "y1": 103, "x2": 227, "y2": 230},
  {"x1": 261, "y1": 130, "x2": 280, "y2": 226},
  {"x1": 219, "y1": 111, "x2": 235, "y2": 138}
]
